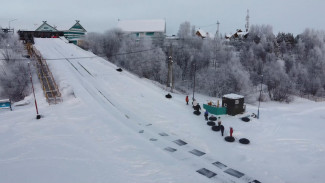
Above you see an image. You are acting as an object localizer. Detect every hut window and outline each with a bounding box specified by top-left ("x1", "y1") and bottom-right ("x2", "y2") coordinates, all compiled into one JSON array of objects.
[{"x1": 235, "y1": 100, "x2": 239, "y2": 104}]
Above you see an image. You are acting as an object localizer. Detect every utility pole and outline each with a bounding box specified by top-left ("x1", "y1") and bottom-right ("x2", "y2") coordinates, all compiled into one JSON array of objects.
[
  {"x1": 28, "y1": 62, "x2": 41, "y2": 119},
  {"x1": 167, "y1": 43, "x2": 174, "y2": 92},
  {"x1": 8, "y1": 19, "x2": 17, "y2": 33},
  {"x1": 245, "y1": 10, "x2": 250, "y2": 32},
  {"x1": 192, "y1": 62, "x2": 196, "y2": 101},
  {"x1": 257, "y1": 74, "x2": 263, "y2": 119}
]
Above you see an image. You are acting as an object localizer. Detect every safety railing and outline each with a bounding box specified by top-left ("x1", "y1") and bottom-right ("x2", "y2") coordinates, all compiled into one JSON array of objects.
[{"x1": 26, "y1": 44, "x2": 62, "y2": 104}]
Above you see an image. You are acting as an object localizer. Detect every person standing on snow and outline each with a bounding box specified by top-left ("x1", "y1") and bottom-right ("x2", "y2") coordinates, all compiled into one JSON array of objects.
[
  {"x1": 217, "y1": 117, "x2": 221, "y2": 126},
  {"x1": 204, "y1": 110, "x2": 209, "y2": 120},
  {"x1": 186, "y1": 95, "x2": 189, "y2": 105},
  {"x1": 220, "y1": 124, "x2": 225, "y2": 136},
  {"x1": 196, "y1": 103, "x2": 201, "y2": 112},
  {"x1": 230, "y1": 127, "x2": 234, "y2": 137},
  {"x1": 192, "y1": 99, "x2": 197, "y2": 107}
]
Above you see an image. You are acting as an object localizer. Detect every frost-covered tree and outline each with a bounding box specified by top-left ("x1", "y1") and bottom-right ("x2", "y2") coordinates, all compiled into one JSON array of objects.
[
  {"x1": 177, "y1": 21, "x2": 192, "y2": 39},
  {"x1": 112, "y1": 37, "x2": 167, "y2": 83},
  {"x1": 0, "y1": 32, "x2": 30, "y2": 102},
  {"x1": 84, "y1": 23, "x2": 325, "y2": 102}
]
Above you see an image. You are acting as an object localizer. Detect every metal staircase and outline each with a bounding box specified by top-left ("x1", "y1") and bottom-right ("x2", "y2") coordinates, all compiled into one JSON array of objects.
[{"x1": 26, "y1": 43, "x2": 62, "y2": 104}]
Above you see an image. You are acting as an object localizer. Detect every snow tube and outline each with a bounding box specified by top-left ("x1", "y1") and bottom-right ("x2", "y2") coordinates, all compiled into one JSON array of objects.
[
  {"x1": 207, "y1": 121, "x2": 216, "y2": 126},
  {"x1": 241, "y1": 117, "x2": 250, "y2": 122},
  {"x1": 116, "y1": 68, "x2": 123, "y2": 72},
  {"x1": 193, "y1": 111, "x2": 201, "y2": 115},
  {"x1": 165, "y1": 93, "x2": 172, "y2": 98},
  {"x1": 211, "y1": 126, "x2": 220, "y2": 131},
  {"x1": 239, "y1": 138, "x2": 250, "y2": 144},
  {"x1": 209, "y1": 116, "x2": 217, "y2": 121},
  {"x1": 225, "y1": 136, "x2": 235, "y2": 142}
]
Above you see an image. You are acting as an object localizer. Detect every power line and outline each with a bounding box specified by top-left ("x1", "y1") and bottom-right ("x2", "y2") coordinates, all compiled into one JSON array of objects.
[
  {"x1": 110, "y1": 47, "x2": 159, "y2": 57},
  {"x1": 196, "y1": 23, "x2": 217, "y2": 28},
  {"x1": 0, "y1": 47, "x2": 160, "y2": 61}
]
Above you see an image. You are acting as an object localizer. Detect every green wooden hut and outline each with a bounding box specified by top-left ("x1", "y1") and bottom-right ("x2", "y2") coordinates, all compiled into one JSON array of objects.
[{"x1": 63, "y1": 20, "x2": 87, "y2": 45}]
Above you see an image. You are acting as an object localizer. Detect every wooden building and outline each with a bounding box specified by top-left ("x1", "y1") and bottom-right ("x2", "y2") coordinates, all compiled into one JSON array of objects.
[
  {"x1": 18, "y1": 31, "x2": 64, "y2": 43},
  {"x1": 35, "y1": 21, "x2": 58, "y2": 32},
  {"x1": 18, "y1": 20, "x2": 86, "y2": 45},
  {"x1": 222, "y1": 93, "x2": 245, "y2": 116},
  {"x1": 196, "y1": 29, "x2": 207, "y2": 39}
]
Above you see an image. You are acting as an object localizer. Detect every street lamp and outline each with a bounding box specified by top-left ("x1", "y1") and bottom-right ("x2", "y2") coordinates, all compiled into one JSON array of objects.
[
  {"x1": 8, "y1": 19, "x2": 17, "y2": 30},
  {"x1": 168, "y1": 55, "x2": 174, "y2": 92},
  {"x1": 257, "y1": 74, "x2": 263, "y2": 119}
]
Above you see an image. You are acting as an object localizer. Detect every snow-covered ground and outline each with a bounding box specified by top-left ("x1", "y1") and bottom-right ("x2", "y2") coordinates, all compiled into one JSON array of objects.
[{"x1": 1, "y1": 38, "x2": 325, "y2": 183}]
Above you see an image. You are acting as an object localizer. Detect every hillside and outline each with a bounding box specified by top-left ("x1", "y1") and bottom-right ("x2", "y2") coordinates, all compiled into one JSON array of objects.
[{"x1": 1, "y1": 38, "x2": 325, "y2": 183}]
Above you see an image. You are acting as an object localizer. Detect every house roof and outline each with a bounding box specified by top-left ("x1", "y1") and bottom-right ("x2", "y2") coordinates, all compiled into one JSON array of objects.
[
  {"x1": 35, "y1": 21, "x2": 58, "y2": 32},
  {"x1": 223, "y1": 93, "x2": 244, "y2": 99},
  {"x1": 69, "y1": 20, "x2": 87, "y2": 32},
  {"x1": 117, "y1": 19, "x2": 166, "y2": 33},
  {"x1": 196, "y1": 29, "x2": 207, "y2": 38}
]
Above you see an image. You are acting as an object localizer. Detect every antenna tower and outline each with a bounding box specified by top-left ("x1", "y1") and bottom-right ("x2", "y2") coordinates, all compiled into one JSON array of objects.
[
  {"x1": 216, "y1": 21, "x2": 220, "y2": 38},
  {"x1": 245, "y1": 9, "x2": 250, "y2": 32}
]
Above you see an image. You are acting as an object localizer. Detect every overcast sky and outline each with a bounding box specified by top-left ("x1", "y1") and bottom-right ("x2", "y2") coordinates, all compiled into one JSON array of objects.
[{"x1": 1, "y1": 0, "x2": 324, "y2": 36}]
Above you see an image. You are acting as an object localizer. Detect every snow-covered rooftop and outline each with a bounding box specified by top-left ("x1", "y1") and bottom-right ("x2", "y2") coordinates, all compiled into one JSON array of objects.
[
  {"x1": 196, "y1": 29, "x2": 207, "y2": 37},
  {"x1": 117, "y1": 19, "x2": 166, "y2": 33},
  {"x1": 223, "y1": 93, "x2": 244, "y2": 99},
  {"x1": 0, "y1": 99, "x2": 10, "y2": 103}
]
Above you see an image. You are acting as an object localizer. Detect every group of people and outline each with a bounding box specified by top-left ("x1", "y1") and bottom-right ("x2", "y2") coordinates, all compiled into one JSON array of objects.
[{"x1": 186, "y1": 95, "x2": 234, "y2": 138}]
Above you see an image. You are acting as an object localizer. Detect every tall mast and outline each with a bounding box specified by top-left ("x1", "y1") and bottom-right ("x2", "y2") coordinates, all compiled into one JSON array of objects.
[{"x1": 245, "y1": 9, "x2": 250, "y2": 32}]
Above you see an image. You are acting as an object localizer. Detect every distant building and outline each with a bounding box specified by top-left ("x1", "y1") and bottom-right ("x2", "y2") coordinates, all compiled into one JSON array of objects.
[
  {"x1": 117, "y1": 19, "x2": 166, "y2": 38},
  {"x1": 63, "y1": 20, "x2": 87, "y2": 45},
  {"x1": 225, "y1": 29, "x2": 249, "y2": 40},
  {"x1": 35, "y1": 21, "x2": 58, "y2": 32},
  {"x1": 1, "y1": 28, "x2": 14, "y2": 34},
  {"x1": 32, "y1": 20, "x2": 86, "y2": 45},
  {"x1": 196, "y1": 29, "x2": 207, "y2": 39}
]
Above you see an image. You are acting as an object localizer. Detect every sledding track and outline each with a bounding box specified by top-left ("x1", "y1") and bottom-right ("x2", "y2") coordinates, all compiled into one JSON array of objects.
[{"x1": 34, "y1": 38, "x2": 261, "y2": 183}]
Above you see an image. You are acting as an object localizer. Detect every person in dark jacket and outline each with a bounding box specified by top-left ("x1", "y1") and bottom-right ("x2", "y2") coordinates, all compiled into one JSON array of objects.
[
  {"x1": 185, "y1": 95, "x2": 189, "y2": 105},
  {"x1": 220, "y1": 125, "x2": 225, "y2": 136},
  {"x1": 196, "y1": 103, "x2": 201, "y2": 112},
  {"x1": 204, "y1": 110, "x2": 208, "y2": 120}
]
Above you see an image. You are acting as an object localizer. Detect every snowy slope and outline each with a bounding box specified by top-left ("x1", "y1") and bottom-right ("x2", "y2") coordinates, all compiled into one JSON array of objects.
[{"x1": 1, "y1": 38, "x2": 325, "y2": 183}]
